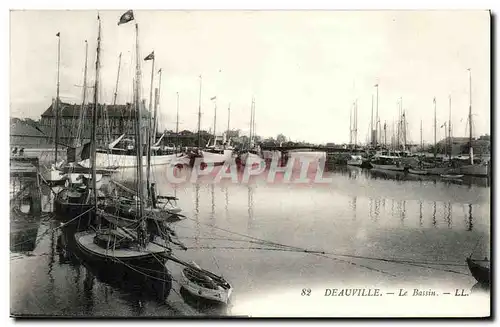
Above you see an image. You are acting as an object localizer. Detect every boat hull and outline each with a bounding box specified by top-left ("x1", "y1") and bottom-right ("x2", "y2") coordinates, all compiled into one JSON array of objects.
[
  {"x1": 201, "y1": 150, "x2": 233, "y2": 166},
  {"x1": 441, "y1": 174, "x2": 464, "y2": 179},
  {"x1": 371, "y1": 164, "x2": 405, "y2": 172},
  {"x1": 180, "y1": 268, "x2": 232, "y2": 304},
  {"x1": 80, "y1": 152, "x2": 181, "y2": 169},
  {"x1": 408, "y1": 169, "x2": 428, "y2": 175},
  {"x1": 240, "y1": 152, "x2": 265, "y2": 168},
  {"x1": 74, "y1": 231, "x2": 168, "y2": 270},
  {"x1": 347, "y1": 160, "x2": 363, "y2": 166},
  {"x1": 459, "y1": 164, "x2": 489, "y2": 177},
  {"x1": 54, "y1": 189, "x2": 94, "y2": 224},
  {"x1": 466, "y1": 258, "x2": 490, "y2": 285}
]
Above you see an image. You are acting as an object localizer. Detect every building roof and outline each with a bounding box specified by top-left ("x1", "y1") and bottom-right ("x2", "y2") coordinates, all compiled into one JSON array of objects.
[
  {"x1": 10, "y1": 118, "x2": 45, "y2": 137},
  {"x1": 41, "y1": 100, "x2": 151, "y2": 119}
]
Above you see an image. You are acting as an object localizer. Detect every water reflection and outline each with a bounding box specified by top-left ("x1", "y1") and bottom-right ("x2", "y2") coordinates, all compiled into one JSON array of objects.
[
  {"x1": 194, "y1": 183, "x2": 201, "y2": 244},
  {"x1": 445, "y1": 203, "x2": 452, "y2": 228},
  {"x1": 401, "y1": 200, "x2": 406, "y2": 226},
  {"x1": 324, "y1": 166, "x2": 490, "y2": 189},
  {"x1": 432, "y1": 201, "x2": 437, "y2": 228},
  {"x1": 10, "y1": 222, "x2": 40, "y2": 253},
  {"x1": 55, "y1": 228, "x2": 173, "y2": 309},
  {"x1": 83, "y1": 268, "x2": 95, "y2": 314},
  {"x1": 467, "y1": 204, "x2": 474, "y2": 231},
  {"x1": 210, "y1": 184, "x2": 216, "y2": 225},
  {"x1": 247, "y1": 185, "x2": 254, "y2": 231},
  {"x1": 419, "y1": 201, "x2": 423, "y2": 227},
  {"x1": 350, "y1": 196, "x2": 357, "y2": 220},
  {"x1": 224, "y1": 186, "x2": 229, "y2": 221}
]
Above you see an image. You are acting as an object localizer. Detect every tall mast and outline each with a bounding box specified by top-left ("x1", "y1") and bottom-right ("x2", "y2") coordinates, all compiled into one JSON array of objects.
[
  {"x1": 55, "y1": 32, "x2": 61, "y2": 164},
  {"x1": 448, "y1": 94, "x2": 452, "y2": 161},
  {"x1": 146, "y1": 51, "x2": 155, "y2": 198},
  {"x1": 402, "y1": 109, "x2": 406, "y2": 151},
  {"x1": 375, "y1": 83, "x2": 379, "y2": 146},
  {"x1": 249, "y1": 98, "x2": 254, "y2": 148},
  {"x1": 384, "y1": 121, "x2": 387, "y2": 148},
  {"x1": 420, "y1": 119, "x2": 423, "y2": 151},
  {"x1": 433, "y1": 97, "x2": 437, "y2": 162},
  {"x1": 396, "y1": 99, "x2": 400, "y2": 150},
  {"x1": 468, "y1": 68, "x2": 473, "y2": 164},
  {"x1": 253, "y1": 98, "x2": 257, "y2": 146},
  {"x1": 153, "y1": 87, "x2": 159, "y2": 142},
  {"x1": 354, "y1": 99, "x2": 358, "y2": 148},
  {"x1": 349, "y1": 103, "x2": 353, "y2": 146},
  {"x1": 370, "y1": 94, "x2": 374, "y2": 146},
  {"x1": 113, "y1": 52, "x2": 122, "y2": 105},
  {"x1": 213, "y1": 98, "x2": 217, "y2": 145},
  {"x1": 134, "y1": 23, "x2": 145, "y2": 236},
  {"x1": 227, "y1": 103, "x2": 231, "y2": 145},
  {"x1": 176, "y1": 92, "x2": 179, "y2": 151},
  {"x1": 197, "y1": 75, "x2": 202, "y2": 148},
  {"x1": 76, "y1": 40, "x2": 89, "y2": 143},
  {"x1": 91, "y1": 17, "x2": 101, "y2": 211},
  {"x1": 156, "y1": 68, "x2": 162, "y2": 139}
]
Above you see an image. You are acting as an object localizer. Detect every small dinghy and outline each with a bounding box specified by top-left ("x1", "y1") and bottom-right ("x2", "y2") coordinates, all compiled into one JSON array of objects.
[
  {"x1": 466, "y1": 257, "x2": 490, "y2": 286},
  {"x1": 441, "y1": 174, "x2": 464, "y2": 179},
  {"x1": 179, "y1": 261, "x2": 232, "y2": 304}
]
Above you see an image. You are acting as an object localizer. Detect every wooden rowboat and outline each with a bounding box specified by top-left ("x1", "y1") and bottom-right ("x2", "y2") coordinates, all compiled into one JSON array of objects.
[
  {"x1": 179, "y1": 261, "x2": 232, "y2": 304},
  {"x1": 408, "y1": 168, "x2": 428, "y2": 175},
  {"x1": 466, "y1": 257, "x2": 490, "y2": 286},
  {"x1": 441, "y1": 174, "x2": 464, "y2": 179}
]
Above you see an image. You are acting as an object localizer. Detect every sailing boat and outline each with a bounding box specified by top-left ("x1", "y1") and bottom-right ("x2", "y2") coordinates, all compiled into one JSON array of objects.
[
  {"x1": 199, "y1": 96, "x2": 233, "y2": 166},
  {"x1": 42, "y1": 32, "x2": 67, "y2": 185},
  {"x1": 74, "y1": 13, "x2": 171, "y2": 271},
  {"x1": 459, "y1": 69, "x2": 489, "y2": 177},
  {"x1": 79, "y1": 49, "x2": 184, "y2": 170},
  {"x1": 240, "y1": 97, "x2": 265, "y2": 168}
]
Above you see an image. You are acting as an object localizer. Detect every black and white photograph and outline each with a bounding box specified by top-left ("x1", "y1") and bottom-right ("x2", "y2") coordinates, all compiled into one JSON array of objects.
[{"x1": 8, "y1": 8, "x2": 491, "y2": 318}]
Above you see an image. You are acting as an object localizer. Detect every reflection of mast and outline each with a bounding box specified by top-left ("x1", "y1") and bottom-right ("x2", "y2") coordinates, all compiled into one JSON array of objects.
[
  {"x1": 419, "y1": 201, "x2": 423, "y2": 227},
  {"x1": 432, "y1": 201, "x2": 437, "y2": 227},
  {"x1": 210, "y1": 183, "x2": 215, "y2": 222},
  {"x1": 467, "y1": 203, "x2": 473, "y2": 231},
  {"x1": 247, "y1": 185, "x2": 254, "y2": 228},
  {"x1": 445, "y1": 202, "x2": 452, "y2": 228}
]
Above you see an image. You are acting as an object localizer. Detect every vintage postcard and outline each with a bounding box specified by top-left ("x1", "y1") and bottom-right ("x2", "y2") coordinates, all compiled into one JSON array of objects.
[{"x1": 9, "y1": 9, "x2": 491, "y2": 318}]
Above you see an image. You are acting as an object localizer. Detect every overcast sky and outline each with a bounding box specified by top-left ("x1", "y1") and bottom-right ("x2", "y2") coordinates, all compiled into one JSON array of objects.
[{"x1": 10, "y1": 10, "x2": 490, "y2": 144}]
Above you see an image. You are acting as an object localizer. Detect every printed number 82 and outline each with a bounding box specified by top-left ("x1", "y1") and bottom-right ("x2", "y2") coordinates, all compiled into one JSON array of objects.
[{"x1": 301, "y1": 288, "x2": 311, "y2": 296}]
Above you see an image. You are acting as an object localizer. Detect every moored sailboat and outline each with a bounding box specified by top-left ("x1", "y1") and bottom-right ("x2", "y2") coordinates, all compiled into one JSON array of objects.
[{"x1": 74, "y1": 12, "x2": 171, "y2": 273}]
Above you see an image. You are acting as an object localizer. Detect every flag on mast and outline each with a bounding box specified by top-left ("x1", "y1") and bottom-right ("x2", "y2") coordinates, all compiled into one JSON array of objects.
[
  {"x1": 144, "y1": 51, "x2": 155, "y2": 61},
  {"x1": 210, "y1": 96, "x2": 216, "y2": 101},
  {"x1": 56, "y1": 32, "x2": 60, "y2": 37},
  {"x1": 118, "y1": 10, "x2": 134, "y2": 25}
]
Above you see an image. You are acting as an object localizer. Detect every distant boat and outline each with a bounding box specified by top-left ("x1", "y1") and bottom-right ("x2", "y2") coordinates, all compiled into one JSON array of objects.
[
  {"x1": 466, "y1": 257, "x2": 490, "y2": 286},
  {"x1": 440, "y1": 173, "x2": 464, "y2": 179},
  {"x1": 408, "y1": 168, "x2": 428, "y2": 175},
  {"x1": 459, "y1": 162, "x2": 489, "y2": 177},
  {"x1": 347, "y1": 155, "x2": 363, "y2": 167},
  {"x1": 371, "y1": 155, "x2": 405, "y2": 172}
]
